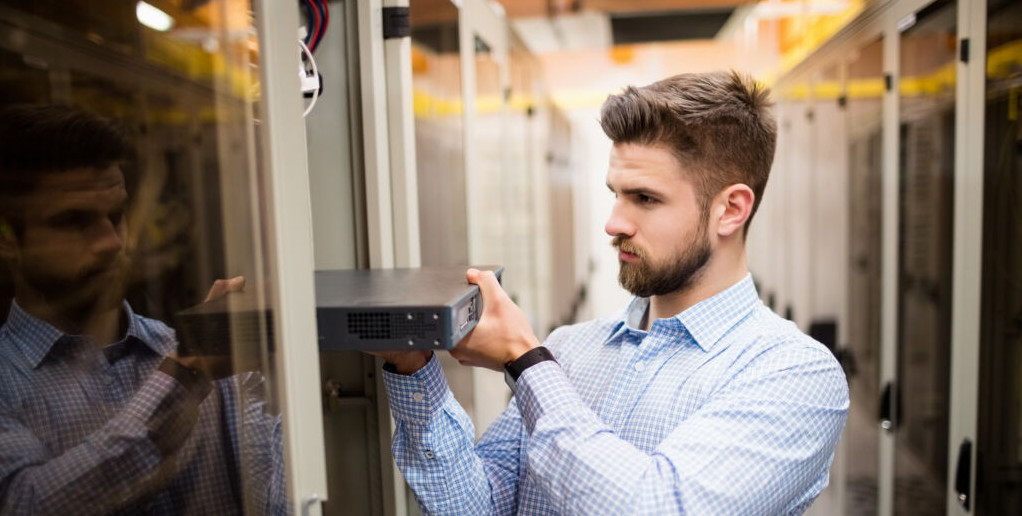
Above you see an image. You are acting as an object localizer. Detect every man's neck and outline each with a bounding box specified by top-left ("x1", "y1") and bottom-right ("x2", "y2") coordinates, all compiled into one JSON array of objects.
[{"x1": 644, "y1": 247, "x2": 748, "y2": 330}]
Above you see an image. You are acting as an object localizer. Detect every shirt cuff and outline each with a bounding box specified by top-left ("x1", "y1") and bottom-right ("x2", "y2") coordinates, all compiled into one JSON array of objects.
[
  {"x1": 381, "y1": 354, "x2": 450, "y2": 424},
  {"x1": 157, "y1": 357, "x2": 213, "y2": 400},
  {"x1": 514, "y1": 359, "x2": 577, "y2": 434},
  {"x1": 122, "y1": 368, "x2": 206, "y2": 456}
]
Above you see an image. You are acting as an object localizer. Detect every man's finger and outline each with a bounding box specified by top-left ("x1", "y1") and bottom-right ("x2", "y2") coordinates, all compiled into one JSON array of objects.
[
  {"x1": 466, "y1": 269, "x2": 502, "y2": 299},
  {"x1": 204, "y1": 275, "x2": 246, "y2": 302},
  {"x1": 226, "y1": 275, "x2": 245, "y2": 291}
]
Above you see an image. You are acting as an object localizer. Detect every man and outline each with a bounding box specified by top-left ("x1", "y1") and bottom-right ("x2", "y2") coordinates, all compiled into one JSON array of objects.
[
  {"x1": 0, "y1": 104, "x2": 284, "y2": 514},
  {"x1": 378, "y1": 71, "x2": 849, "y2": 514}
]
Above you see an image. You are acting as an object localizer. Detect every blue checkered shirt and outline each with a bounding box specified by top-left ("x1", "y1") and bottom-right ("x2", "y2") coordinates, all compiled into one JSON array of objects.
[
  {"x1": 383, "y1": 275, "x2": 849, "y2": 515},
  {"x1": 0, "y1": 301, "x2": 286, "y2": 515}
]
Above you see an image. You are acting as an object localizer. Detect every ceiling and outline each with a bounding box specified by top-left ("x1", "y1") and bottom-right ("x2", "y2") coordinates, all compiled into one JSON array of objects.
[
  {"x1": 494, "y1": 0, "x2": 752, "y2": 18},
  {"x1": 491, "y1": 0, "x2": 759, "y2": 53}
]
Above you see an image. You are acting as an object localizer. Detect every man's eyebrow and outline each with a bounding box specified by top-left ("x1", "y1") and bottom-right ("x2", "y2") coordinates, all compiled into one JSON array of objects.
[
  {"x1": 616, "y1": 186, "x2": 663, "y2": 198},
  {"x1": 44, "y1": 209, "x2": 92, "y2": 224},
  {"x1": 43, "y1": 199, "x2": 128, "y2": 224}
]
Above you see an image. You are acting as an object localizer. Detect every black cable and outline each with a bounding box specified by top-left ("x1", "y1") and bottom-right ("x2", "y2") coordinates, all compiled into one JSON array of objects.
[
  {"x1": 301, "y1": 0, "x2": 314, "y2": 46},
  {"x1": 317, "y1": 0, "x2": 330, "y2": 50},
  {"x1": 309, "y1": 0, "x2": 325, "y2": 52}
]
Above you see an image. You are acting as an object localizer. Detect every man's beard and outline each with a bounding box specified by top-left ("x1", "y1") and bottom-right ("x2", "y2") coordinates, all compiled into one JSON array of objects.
[
  {"x1": 612, "y1": 225, "x2": 712, "y2": 298},
  {"x1": 22, "y1": 253, "x2": 132, "y2": 316}
]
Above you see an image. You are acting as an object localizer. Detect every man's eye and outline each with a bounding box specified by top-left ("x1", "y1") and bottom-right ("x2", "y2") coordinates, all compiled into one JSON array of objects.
[
  {"x1": 637, "y1": 194, "x2": 656, "y2": 204},
  {"x1": 54, "y1": 214, "x2": 90, "y2": 229}
]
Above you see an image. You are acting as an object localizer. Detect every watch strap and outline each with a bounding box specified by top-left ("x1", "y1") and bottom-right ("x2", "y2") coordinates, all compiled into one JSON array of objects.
[{"x1": 505, "y1": 346, "x2": 556, "y2": 382}]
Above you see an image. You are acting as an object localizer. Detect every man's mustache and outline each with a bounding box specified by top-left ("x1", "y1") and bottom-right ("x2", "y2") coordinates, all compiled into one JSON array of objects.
[
  {"x1": 79, "y1": 253, "x2": 132, "y2": 280},
  {"x1": 611, "y1": 236, "x2": 643, "y2": 258}
]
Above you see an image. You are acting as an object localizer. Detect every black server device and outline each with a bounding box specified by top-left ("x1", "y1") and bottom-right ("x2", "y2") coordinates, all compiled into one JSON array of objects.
[{"x1": 174, "y1": 265, "x2": 503, "y2": 355}]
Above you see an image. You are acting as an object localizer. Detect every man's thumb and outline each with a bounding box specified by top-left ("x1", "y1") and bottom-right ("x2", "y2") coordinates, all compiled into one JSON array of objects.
[{"x1": 467, "y1": 268, "x2": 501, "y2": 298}]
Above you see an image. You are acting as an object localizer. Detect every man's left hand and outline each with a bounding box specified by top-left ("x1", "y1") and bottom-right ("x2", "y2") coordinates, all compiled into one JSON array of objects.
[
  {"x1": 176, "y1": 275, "x2": 256, "y2": 379},
  {"x1": 449, "y1": 269, "x2": 540, "y2": 371},
  {"x1": 204, "y1": 275, "x2": 245, "y2": 302}
]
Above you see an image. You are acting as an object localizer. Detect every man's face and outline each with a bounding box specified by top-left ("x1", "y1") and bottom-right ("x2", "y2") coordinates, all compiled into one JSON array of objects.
[
  {"x1": 1, "y1": 165, "x2": 130, "y2": 313},
  {"x1": 605, "y1": 143, "x2": 712, "y2": 298}
]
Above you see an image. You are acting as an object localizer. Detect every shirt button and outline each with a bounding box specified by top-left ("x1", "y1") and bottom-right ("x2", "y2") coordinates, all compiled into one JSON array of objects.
[
  {"x1": 411, "y1": 392, "x2": 425, "y2": 402},
  {"x1": 103, "y1": 375, "x2": 115, "y2": 385},
  {"x1": 424, "y1": 450, "x2": 435, "y2": 459},
  {"x1": 633, "y1": 362, "x2": 645, "y2": 372}
]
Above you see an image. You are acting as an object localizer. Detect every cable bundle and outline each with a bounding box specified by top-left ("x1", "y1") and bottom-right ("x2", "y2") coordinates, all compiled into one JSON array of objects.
[{"x1": 301, "y1": 0, "x2": 329, "y2": 52}]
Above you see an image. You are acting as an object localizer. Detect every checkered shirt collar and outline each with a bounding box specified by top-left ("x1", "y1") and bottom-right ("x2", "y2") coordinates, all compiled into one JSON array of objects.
[
  {"x1": 4, "y1": 299, "x2": 173, "y2": 368},
  {"x1": 617, "y1": 273, "x2": 760, "y2": 352}
]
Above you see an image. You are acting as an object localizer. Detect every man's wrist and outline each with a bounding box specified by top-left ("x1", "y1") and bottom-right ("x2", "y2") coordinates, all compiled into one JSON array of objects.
[
  {"x1": 382, "y1": 351, "x2": 433, "y2": 375},
  {"x1": 158, "y1": 357, "x2": 213, "y2": 399},
  {"x1": 504, "y1": 346, "x2": 556, "y2": 392},
  {"x1": 505, "y1": 336, "x2": 542, "y2": 367}
]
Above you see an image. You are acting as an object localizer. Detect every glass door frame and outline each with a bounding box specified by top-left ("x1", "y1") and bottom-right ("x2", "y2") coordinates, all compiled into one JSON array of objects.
[
  {"x1": 254, "y1": 0, "x2": 329, "y2": 513},
  {"x1": 947, "y1": 0, "x2": 986, "y2": 513}
]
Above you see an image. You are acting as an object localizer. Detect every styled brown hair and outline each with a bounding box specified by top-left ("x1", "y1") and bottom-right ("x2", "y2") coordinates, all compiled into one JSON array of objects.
[
  {"x1": 599, "y1": 70, "x2": 777, "y2": 234},
  {"x1": 0, "y1": 104, "x2": 132, "y2": 235}
]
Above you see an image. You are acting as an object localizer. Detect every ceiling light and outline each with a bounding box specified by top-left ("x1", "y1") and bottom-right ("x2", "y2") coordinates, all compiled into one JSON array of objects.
[
  {"x1": 136, "y1": 1, "x2": 175, "y2": 32},
  {"x1": 752, "y1": 0, "x2": 851, "y2": 19}
]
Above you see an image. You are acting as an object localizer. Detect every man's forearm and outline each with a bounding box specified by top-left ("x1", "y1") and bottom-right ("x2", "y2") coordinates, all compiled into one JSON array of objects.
[
  {"x1": 0, "y1": 369, "x2": 207, "y2": 514},
  {"x1": 384, "y1": 355, "x2": 522, "y2": 515}
]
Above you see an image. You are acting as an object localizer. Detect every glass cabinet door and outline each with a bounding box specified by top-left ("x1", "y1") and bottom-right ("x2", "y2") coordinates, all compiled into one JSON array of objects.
[
  {"x1": 0, "y1": 0, "x2": 323, "y2": 512},
  {"x1": 978, "y1": 0, "x2": 1022, "y2": 513},
  {"x1": 845, "y1": 35, "x2": 885, "y2": 516},
  {"x1": 896, "y1": 0, "x2": 958, "y2": 513},
  {"x1": 412, "y1": 0, "x2": 467, "y2": 269}
]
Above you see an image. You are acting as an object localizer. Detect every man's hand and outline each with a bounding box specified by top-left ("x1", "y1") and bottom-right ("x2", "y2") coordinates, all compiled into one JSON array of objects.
[
  {"x1": 449, "y1": 269, "x2": 540, "y2": 372},
  {"x1": 175, "y1": 275, "x2": 255, "y2": 379},
  {"x1": 367, "y1": 350, "x2": 433, "y2": 375},
  {"x1": 204, "y1": 275, "x2": 245, "y2": 302}
]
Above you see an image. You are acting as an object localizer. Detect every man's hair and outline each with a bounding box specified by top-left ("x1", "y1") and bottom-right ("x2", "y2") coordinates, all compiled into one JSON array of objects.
[
  {"x1": 599, "y1": 70, "x2": 777, "y2": 234},
  {"x1": 0, "y1": 104, "x2": 132, "y2": 231}
]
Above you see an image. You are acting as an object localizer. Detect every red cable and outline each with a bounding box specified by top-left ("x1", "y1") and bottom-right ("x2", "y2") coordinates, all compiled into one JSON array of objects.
[
  {"x1": 315, "y1": 0, "x2": 329, "y2": 50},
  {"x1": 305, "y1": 0, "x2": 321, "y2": 50}
]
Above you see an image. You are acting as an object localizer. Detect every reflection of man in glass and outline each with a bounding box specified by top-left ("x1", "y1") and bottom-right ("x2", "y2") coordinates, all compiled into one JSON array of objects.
[{"x1": 0, "y1": 105, "x2": 284, "y2": 514}]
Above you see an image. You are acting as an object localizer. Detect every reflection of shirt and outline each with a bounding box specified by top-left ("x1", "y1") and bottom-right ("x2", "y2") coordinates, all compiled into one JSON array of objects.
[
  {"x1": 384, "y1": 275, "x2": 849, "y2": 515},
  {"x1": 0, "y1": 301, "x2": 285, "y2": 515}
]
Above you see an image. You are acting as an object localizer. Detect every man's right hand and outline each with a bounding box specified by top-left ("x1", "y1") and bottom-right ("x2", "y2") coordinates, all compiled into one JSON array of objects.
[{"x1": 367, "y1": 350, "x2": 433, "y2": 375}]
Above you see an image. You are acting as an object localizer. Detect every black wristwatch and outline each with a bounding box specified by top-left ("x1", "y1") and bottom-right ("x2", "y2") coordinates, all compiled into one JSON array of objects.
[{"x1": 504, "y1": 346, "x2": 556, "y2": 393}]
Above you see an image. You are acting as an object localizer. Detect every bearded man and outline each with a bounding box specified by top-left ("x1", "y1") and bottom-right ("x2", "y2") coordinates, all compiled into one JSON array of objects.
[{"x1": 376, "y1": 70, "x2": 849, "y2": 515}]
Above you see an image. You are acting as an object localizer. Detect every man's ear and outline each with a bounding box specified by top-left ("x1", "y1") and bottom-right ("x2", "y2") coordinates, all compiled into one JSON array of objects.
[
  {"x1": 0, "y1": 219, "x2": 17, "y2": 260},
  {"x1": 712, "y1": 184, "x2": 755, "y2": 238}
]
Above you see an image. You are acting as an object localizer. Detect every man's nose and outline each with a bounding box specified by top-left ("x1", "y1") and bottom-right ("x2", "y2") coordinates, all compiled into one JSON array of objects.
[
  {"x1": 604, "y1": 202, "x2": 635, "y2": 237},
  {"x1": 91, "y1": 218, "x2": 124, "y2": 255}
]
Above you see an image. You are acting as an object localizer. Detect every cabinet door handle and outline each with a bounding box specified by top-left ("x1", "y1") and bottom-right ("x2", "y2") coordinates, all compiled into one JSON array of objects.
[
  {"x1": 301, "y1": 493, "x2": 322, "y2": 516},
  {"x1": 878, "y1": 382, "x2": 896, "y2": 432},
  {"x1": 954, "y1": 439, "x2": 972, "y2": 511}
]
